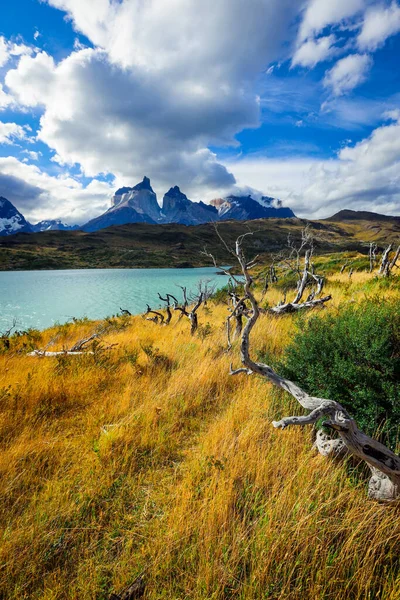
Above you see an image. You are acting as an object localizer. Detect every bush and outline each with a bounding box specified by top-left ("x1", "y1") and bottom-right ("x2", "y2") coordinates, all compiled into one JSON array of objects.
[{"x1": 278, "y1": 297, "x2": 400, "y2": 449}]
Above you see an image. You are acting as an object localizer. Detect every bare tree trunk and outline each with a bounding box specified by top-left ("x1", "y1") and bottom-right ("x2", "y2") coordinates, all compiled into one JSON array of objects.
[
  {"x1": 369, "y1": 242, "x2": 377, "y2": 273},
  {"x1": 379, "y1": 244, "x2": 393, "y2": 276},
  {"x1": 389, "y1": 244, "x2": 400, "y2": 272}
]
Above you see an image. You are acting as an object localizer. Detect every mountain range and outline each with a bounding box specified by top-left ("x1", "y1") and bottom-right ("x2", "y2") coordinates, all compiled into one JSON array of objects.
[{"x1": 0, "y1": 177, "x2": 295, "y2": 236}]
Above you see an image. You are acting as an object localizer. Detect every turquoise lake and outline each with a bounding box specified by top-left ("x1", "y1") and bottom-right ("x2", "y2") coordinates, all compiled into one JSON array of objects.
[{"x1": 0, "y1": 267, "x2": 230, "y2": 331}]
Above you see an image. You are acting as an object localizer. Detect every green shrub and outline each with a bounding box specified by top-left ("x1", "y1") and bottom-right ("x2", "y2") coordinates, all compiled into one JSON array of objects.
[{"x1": 278, "y1": 297, "x2": 400, "y2": 449}]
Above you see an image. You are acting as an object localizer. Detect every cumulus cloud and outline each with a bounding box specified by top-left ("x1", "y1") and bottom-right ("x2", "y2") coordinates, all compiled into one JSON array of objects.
[
  {"x1": 0, "y1": 121, "x2": 29, "y2": 144},
  {"x1": 13, "y1": 0, "x2": 304, "y2": 203},
  {"x1": 0, "y1": 157, "x2": 113, "y2": 223},
  {"x1": 292, "y1": 35, "x2": 337, "y2": 68},
  {"x1": 358, "y1": 2, "x2": 400, "y2": 51},
  {"x1": 298, "y1": 0, "x2": 364, "y2": 42},
  {"x1": 324, "y1": 54, "x2": 373, "y2": 96},
  {"x1": 5, "y1": 52, "x2": 56, "y2": 107}
]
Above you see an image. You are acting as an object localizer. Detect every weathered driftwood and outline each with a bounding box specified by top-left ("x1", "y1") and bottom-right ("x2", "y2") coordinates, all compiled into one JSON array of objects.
[{"x1": 228, "y1": 234, "x2": 400, "y2": 501}]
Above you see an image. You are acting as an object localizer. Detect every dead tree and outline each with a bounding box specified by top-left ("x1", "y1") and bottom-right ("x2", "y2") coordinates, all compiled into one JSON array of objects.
[
  {"x1": 271, "y1": 248, "x2": 331, "y2": 314},
  {"x1": 389, "y1": 245, "x2": 400, "y2": 273},
  {"x1": 174, "y1": 293, "x2": 203, "y2": 335},
  {"x1": 227, "y1": 234, "x2": 400, "y2": 501},
  {"x1": 379, "y1": 244, "x2": 393, "y2": 276},
  {"x1": 266, "y1": 227, "x2": 331, "y2": 314},
  {"x1": 120, "y1": 308, "x2": 132, "y2": 316},
  {"x1": 157, "y1": 293, "x2": 178, "y2": 325},
  {"x1": 368, "y1": 242, "x2": 378, "y2": 273},
  {"x1": 27, "y1": 328, "x2": 113, "y2": 357},
  {"x1": 144, "y1": 304, "x2": 164, "y2": 325},
  {"x1": 193, "y1": 278, "x2": 216, "y2": 306},
  {"x1": 1, "y1": 319, "x2": 17, "y2": 350}
]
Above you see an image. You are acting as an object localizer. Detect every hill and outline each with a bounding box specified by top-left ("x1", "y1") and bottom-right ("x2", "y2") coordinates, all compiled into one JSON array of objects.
[
  {"x1": 326, "y1": 209, "x2": 400, "y2": 223},
  {"x1": 1, "y1": 214, "x2": 399, "y2": 271}
]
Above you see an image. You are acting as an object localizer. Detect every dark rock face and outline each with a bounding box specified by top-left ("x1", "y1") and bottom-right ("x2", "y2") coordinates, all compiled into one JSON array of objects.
[
  {"x1": 83, "y1": 206, "x2": 157, "y2": 232},
  {"x1": 85, "y1": 177, "x2": 161, "y2": 231},
  {"x1": 32, "y1": 220, "x2": 79, "y2": 232},
  {"x1": 162, "y1": 186, "x2": 218, "y2": 225},
  {"x1": 109, "y1": 176, "x2": 161, "y2": 222},
  {"x1": 0, "y1": 197, "x2": 33, "y2": 236},
  {"x1": 213, "y1": 195, "x2": 295, "y2": 221}
]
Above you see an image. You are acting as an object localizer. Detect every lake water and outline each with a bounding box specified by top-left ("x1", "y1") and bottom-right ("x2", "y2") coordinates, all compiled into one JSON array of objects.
[{"x1": 0, "y1": 267, "x2": 230, "y2": 331}]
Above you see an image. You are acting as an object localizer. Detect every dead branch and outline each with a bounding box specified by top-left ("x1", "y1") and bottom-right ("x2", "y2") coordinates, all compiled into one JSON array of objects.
[
  {"x1": 174, "y1": 293, "x2": 203, "y2": 335},
  {"x1": 144, "y1": 304, "x2": 165, "y2": 325},
  {"x1": 389, "y1": 244, "x2": 400, "y2": 272},
  {"x1": 379, "y1": 244, "x2": 393, "y2": 276},
  {"x1": 271, "y1": 228, "x2": 331, "y2": 314},
  {"x1": 228, "y1": 234, "x2": 400, "y2": 501},
  {"x1": 157, "y1": 293, "x2": 174, "y2": 325},
  {"x1": 27, "y1": 327, "x2": 110, "y2": 357}
]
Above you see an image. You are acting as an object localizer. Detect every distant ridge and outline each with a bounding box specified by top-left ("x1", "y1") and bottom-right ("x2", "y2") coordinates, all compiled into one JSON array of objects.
[{"x1": 327, "y1": 209, "x2": 400, "y2": 223}]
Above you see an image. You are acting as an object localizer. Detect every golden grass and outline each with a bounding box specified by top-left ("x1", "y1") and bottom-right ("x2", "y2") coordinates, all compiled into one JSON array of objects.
[{"x1": 0, "y1": 268, "x2": 399, "y2": 599}]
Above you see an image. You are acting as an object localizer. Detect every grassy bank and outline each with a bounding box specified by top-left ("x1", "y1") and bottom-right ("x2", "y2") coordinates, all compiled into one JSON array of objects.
[{"x1": 1, "y1": 266, "x2": 399, "y2": 599}]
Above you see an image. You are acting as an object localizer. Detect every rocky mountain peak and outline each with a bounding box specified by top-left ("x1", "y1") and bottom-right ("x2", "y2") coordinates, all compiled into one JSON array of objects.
[
  {"x1": 133, "y1": 176, "x2": 153, "y2": 192},
  {"x1": 0, "y1": 197, "x2": 33, "y2": 236}
]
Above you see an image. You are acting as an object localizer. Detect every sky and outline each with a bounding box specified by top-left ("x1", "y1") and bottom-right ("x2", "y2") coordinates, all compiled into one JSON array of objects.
[{"x1": 1, "y1": 0, "x2": 400, "y2": 224}]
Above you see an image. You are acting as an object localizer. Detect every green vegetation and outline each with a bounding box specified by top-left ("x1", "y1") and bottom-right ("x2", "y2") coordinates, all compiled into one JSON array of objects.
[
  {"x1": 279, "y1": 297, "x2": 400, "y2": 448},
  {"x1": 1, "y1": 212, "x2": 399, "y2": 270}
]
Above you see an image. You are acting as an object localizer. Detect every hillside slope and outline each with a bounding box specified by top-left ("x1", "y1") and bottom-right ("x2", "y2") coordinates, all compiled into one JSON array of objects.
[
  {"x1": 1, "y1": 214, "x2": 398, "y2": 270},
  {"x1": 0, "y1": 268, "x2": 399, "y2": 599}
]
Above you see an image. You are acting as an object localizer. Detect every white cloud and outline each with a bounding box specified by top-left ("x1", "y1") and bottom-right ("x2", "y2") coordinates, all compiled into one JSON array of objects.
[
  {"x1": 14, "y1": 0, "x2": 302, "y2": 202},
  {"x1": 0, "y1": 84, "x2": 13, "y2": 109},
  {"x1": 0, "y1": 35, "x2": 34, "y2": 68},
  {"x1": 0, "y1": 121, "x2": 29, "y2": 145},
  {"x1": 0, "y1": 37, "x2": 8, "y2": 68},
  {"x1": 292, "y1": 35, "x2": 337, "y2": 68},
  {"x1": 0, "y1": 156, "x2": 113, "y2": 223},
  {"x1": 358, "y1": 2, "x2": 400, "y2": 51},
  {"x1": 298, "y1": 0, "x2": 364, "y2": 42},
  {"x1": 5, "y1": 52, "x2": 56, "y2": 107},
  {"x1": 324, "y1": 54, "x2": 373, "y2": 96},
  {"x1": 227, "y1": 118, "x2": 400, "y2": 218},
  {"x1": 22, "y1": 149, "x2": 41, "y2": 161}
]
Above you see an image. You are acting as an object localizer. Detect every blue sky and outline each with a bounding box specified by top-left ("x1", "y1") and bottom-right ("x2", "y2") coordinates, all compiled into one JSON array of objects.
[{"x1": 1, "y1": 0, "x2": 400, "y2": 223}]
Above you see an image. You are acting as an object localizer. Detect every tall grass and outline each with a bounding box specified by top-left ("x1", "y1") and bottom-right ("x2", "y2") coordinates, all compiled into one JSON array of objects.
[{"x1": 0, "y1": 268, "x2": 399, "y2": 599}]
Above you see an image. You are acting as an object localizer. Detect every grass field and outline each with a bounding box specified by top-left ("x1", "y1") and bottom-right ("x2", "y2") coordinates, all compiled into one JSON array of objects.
[{"x1": 0, "y1": 261, "x2": 399, "y2": 599}]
